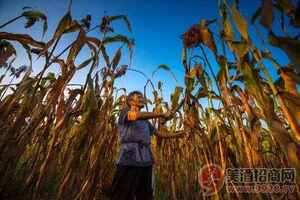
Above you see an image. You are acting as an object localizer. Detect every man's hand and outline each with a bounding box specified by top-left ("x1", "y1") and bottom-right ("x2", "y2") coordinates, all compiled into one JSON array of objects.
[{"x1": 160, "y1": 110, "x2": 175, "y2": 124}]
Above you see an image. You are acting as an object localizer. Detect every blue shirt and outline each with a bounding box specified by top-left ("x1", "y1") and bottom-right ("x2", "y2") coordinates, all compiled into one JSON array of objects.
[{"x1": 116, "y1": 107, "x2": 155, "y2": 166}]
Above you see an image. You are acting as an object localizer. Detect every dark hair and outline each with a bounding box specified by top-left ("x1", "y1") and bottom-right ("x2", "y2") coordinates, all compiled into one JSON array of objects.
[{"x1": 127, "y1": 90, "x2": 143, "y2": 106}]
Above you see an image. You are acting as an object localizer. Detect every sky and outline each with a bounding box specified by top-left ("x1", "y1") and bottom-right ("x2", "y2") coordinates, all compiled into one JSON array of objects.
[{"x1": 0, "y1": 0, "x2": 294, "y2": 105}]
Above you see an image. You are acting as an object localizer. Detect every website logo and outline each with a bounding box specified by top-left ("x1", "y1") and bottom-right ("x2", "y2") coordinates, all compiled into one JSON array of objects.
[{"x1": 198, "y1": 163, "x2": 225, "y2": 196}]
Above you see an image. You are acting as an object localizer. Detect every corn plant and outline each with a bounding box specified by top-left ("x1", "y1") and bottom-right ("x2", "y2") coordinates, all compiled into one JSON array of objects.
[{"x1": 0, "y1": 0, "x2": 300, "y2": 200}]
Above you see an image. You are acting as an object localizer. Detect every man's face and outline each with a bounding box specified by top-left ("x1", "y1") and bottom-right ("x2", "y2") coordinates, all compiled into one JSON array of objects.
[{"x1": 129, "y1": 93, "x2": 145, "y2": 109}]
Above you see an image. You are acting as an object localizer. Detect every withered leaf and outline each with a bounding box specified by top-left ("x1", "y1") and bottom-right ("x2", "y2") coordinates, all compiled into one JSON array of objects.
[{"x1": 231, "y1": 2, "x2": 249, "y2": 41}]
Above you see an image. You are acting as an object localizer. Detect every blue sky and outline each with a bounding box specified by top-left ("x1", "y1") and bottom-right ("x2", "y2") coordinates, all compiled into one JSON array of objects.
[{"x1": 0, "y1": 0, "x2": 294, "y2": 105}]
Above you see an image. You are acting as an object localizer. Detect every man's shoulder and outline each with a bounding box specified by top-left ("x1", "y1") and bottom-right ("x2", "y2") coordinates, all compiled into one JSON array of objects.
[
  {"x1": 120, "y1": 106, "x2": 130, "y2": 114},
  {"x1": 118, "y1": 107, "x2": 134, "y2": 125}
]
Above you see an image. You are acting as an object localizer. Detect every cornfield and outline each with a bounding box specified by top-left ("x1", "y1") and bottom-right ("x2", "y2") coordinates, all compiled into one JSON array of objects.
[{"x1": 0, "y1": 0, "x2": 300, "y2": 199}]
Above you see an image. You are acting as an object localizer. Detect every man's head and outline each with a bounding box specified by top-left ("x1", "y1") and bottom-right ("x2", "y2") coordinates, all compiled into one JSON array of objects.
[{"x1": 127, "y1": 90, "x2": 145, "y2": 110}]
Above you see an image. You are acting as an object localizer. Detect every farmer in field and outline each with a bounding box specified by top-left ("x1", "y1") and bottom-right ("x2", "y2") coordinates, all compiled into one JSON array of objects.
[{"x1": 109, "y1": 90, "x2": 184, "y2": 200}]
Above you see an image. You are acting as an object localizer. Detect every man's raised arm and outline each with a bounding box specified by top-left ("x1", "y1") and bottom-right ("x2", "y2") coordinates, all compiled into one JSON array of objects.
[{"x1": 127, "y1": 110, "x2": 170, "y2": 121}]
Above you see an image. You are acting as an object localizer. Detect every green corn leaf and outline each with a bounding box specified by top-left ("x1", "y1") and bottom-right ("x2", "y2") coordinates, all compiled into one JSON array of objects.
[
  {"x1": 107, "y1": 15, "x2": 132, "y2": 32},
  {"x1": 22, "y1": 10, "x2": 48, "y2": 37},
  {"x1": 157, "y1": 64, "x2": 170, "y2": 71},
  {"x1": 102, "y1": 34, "x2": 133, "y2": 50}
]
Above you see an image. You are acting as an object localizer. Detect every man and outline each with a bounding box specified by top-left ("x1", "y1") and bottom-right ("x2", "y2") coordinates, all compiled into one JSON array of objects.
[{"x1": 109, "y1": 90, "x2": 184, "y2": 200}]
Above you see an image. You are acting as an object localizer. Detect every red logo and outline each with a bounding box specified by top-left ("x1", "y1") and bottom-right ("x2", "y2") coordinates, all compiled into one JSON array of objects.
[{"x1": 198, "y1": 163, "x2": 224, "y2": 196}]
